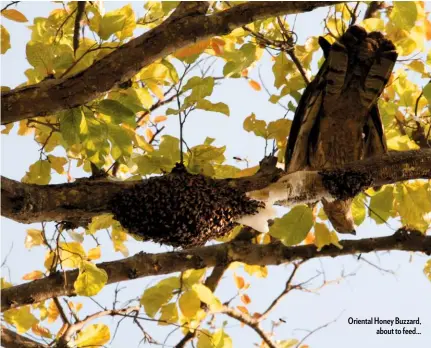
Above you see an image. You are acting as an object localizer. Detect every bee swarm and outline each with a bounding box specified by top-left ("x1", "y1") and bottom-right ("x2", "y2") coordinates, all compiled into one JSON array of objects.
[{"x1": 110, "y1": 166, "x2": 264, "y2": 248}]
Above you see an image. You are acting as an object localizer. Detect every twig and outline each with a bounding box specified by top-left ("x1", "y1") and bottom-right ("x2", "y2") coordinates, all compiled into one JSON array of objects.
[{"x1": 1, "y1": 1, "x2": 19, "y2": 12}]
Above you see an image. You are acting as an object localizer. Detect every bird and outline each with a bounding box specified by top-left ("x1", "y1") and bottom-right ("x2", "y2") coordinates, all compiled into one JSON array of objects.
[{"x1": 285, "y1": 25, "x2": 398, "y2": 234}]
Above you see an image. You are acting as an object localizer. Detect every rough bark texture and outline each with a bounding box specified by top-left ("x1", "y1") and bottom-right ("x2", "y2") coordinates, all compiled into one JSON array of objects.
[
  {"x1": 1, "y1": 326, "x2": 47, "y2": 348},
  {"x1": 1, "y1": 1, "x2": 339, "y2": 124},
  {"x1": 2, "y1": 150, "x2": 430, "y2": 226},
  {"x1": 2, "y1": 229, "x2": 430, "y2": 312}
]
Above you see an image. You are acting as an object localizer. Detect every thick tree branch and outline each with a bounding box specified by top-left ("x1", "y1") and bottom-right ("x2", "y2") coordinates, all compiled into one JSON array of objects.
[
  {"x1": 2, "y1": 149, "x2": 430, "y2": 225},
  {"x1": 1, "y1": 326, "x2": 47, "y2": 348},
  {"x1": 2, "y1": 229, "x2": 431, "y2": 312},
  {"x1": 1, "y1": 1, "x2": 339, "y2": 124}
]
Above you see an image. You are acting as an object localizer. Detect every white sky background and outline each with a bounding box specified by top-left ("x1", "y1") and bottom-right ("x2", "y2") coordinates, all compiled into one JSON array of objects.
[{"x1": 1, "y1": 1, "x2": 431, "y2": 347}]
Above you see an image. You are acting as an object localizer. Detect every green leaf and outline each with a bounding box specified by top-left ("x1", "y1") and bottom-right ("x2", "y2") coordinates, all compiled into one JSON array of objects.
[
  {"x1": 183, "y1": 76, "x2": 214, "y2": 105},
  {"x1": 47, "y1": 155, "x2": 67, "y2": 175},
  {"x1": 394, "y1": 182, "x2": 431, "y2": 232},
  {"x1": 74, "y1": 324, "x2": 110, "y2": 347},
  {"x1": 243, "y1": 113, "x2": 267, "y2": 138},
  {"x1": 369, "y1": 186, "x2": 394, "y2": 224},
  {"x1": 107, "y1": 124, "x2": 133, "y2": 161},
  {"x1": 60, "y1": 108, "x2": 87, "y2": 146},
  {"x1": 269, "y1": 205, "x2": 313, "y2": 246},
  {"x1": 267, "y1": 119, "x2": 292, "y2": 141},
  {"x1": 352, "y1": 193, "x2": 366, "y2": 226},
  {"x1": 95, "y1": 99, "x2": 135, "y2": 126},
  {"x1": 26, "y1": 42, "x2": 54, "y2": 72},
  {"x1": 21, "y1": 160, "x2": 51, "y2": 185},
  {"x1": 390, "y1": 2, "x2": 417, "y2": 30},
  {"x1": 196, "y1": 99, "x2": 230, "y2": 116},
  {"x1": 87, "y1": 214, "x2": 115, "y2": 234},
  {"x1": 74, "y1": 261, "x2": 108, "y2": 296},
  {"x1": 140, "y1": 277, "x2": 180, "y2": 317},
  {"x1": 223, "y1": 43, "x2": 257, "y2": 77},
  {"x1": 4, "y1": 306, "x2": 39, "y2": 334},
  {"x1": 423, "y1": 83, "x2": 431, "y2": 104},
  {"x1": 179, "y1": 290, "x2": 201, "y2": 318},
  {"x1": 22, "y1": 160, "x2": 51, "y2": 185},
  {"x1": 98, "y1": 5, "x2": 136, "y2": 40}
]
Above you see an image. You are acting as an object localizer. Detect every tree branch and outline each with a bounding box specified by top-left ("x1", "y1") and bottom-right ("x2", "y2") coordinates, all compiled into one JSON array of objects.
[
  {"x1": 2, "y1": 149, "x2": 430, "y2": 225},
  {"x1": 1, "y1": 1, "x2": 340, "y2": 124},
  {"x1": 1, "y1": 326, "x2": 47, "y2": 348},
  {"x1": 2, "y1": 228, "x2": 431, "y2": 312}
]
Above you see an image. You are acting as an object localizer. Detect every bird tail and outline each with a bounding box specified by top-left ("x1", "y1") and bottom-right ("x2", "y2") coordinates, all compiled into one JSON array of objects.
[{"x1": 322, "y1": 198, "x2": 356, "y2": 234}]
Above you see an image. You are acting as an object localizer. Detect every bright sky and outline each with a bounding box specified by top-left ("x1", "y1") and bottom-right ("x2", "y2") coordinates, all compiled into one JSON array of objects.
[{"x1": 1, "y1": 1, "x2": 431, "y2": 347}]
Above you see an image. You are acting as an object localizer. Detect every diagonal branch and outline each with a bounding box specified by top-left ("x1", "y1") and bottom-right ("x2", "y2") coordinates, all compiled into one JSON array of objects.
[
  {"x1": 1, "y1": 1, "x2": 340, "y2": 124},
  {"x1": 2, "y1": 149, "x2": 430, "y2": 225},
  {"x1": 2, "y1": 228, "x2": 431, "y2": 312},
  {"x1": 1, "y1": 326, "x2": 48, "y2": 348}
]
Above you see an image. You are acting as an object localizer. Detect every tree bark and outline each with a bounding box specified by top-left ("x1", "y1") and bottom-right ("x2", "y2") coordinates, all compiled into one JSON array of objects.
[
  {"x1": 1, "y1": 326, "x2": 47, "y2": 348},
  {"x1": 2, "y1": 149, "x2": 430, "y2": 225},
  {"x1": 2, "y1": 228, "x2": 430, "y2": 312},
  {"x1": 1, "y1": 1, "x2": 340, "y2": 124}
]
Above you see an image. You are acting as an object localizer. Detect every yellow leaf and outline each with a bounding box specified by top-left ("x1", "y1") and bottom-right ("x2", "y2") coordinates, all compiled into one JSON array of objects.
[
  {"x1": 159, "y1": 303, "x2": 179, "y2": 325},
  {"x1": 1, "y1": 277, "x2": 12, "y2": 289},
  {"x1": 68, "y1": 301, "x2": 83, "y2": 313},
  {"x1": 88, "y1": 246, "x2": 101, "y2": 260},
  {"x1": 1, "y1": 25, "x2": 11, "y2": 54},
  {"x1": 304, "y1": 231, "x2": 315, "y2": 245},
  {"x1": 248, "y1": 80, "x2": 261, "y2": 91},
  {"x1": 74, "y1": 261, "x2": 108, "y2": 296},
  {"x1": 174, "y1": 39, "x2": 210, "y2": 59},
  {"x1": 244, "y1": 265, "x2": 268, "y2": 278},
  {"x1": 153, "y1": 115, "x2": 167, "y2": 123},
  {"x1": 233, "y1": 273, "x2": 245, "y2": 289},
  {"x1": 314, "y1": 222, "x2": 332, "y2": 251},
  {"x1": 59, "y1": 242, "x2": 86, "y2": 268},
  {"x1": 22, "y1": 270, "x2": 44, "y2": 281},
  {"x1": 47, "y1": 155, "x2": 67, "y2": 175},
  {"x1": 360, "y1": 18, "x2": 384, "y2": 32},
  {"x1": 192, "y1": 284, "x2": 222, "y2": 312},
  {"x1": 4, "y1": 306, "x2": 39, "y2": 333},
  {"x1": 234, "y1": 165, "x2": 259, "y2": 178},
  {"x1": 1, "y1": 123, "x2": 14, "y2": 134},
  {"x1": 140, "y1": 277, "x2": 180, "y2": 317},
  {"x1": 146, "y1": 80, "x2": 164, "y2": 100},
  {"x1": 74, "y1": 324, "x2": 110, "y2": 347},
  {"x1": 394, "y1": 182, "x2": 431, "y2": 232},
  {"x1": 25, "y1": 229, "x2": 44, "y2": 248},
  {"x1": 47, "y1": 300, "x2": 59, "y2": 323},
  {"x1": 424, "y1": 260, "x2": 431, "y2": 282},
  {"x1": 1, "y1": 9, "x2": 28, "y2": 22},
  {"x1": 87, "y1": 214, "x2": 115, "y2": 234},
  {"x1": 145, "y1": 128, "x2": 154, "y2": 141},
  {"x1": 44, "y1": 251, "x2": 57, "y2": 271},
  {"x1": 134, "y1": 133, "x2": 154, "y2": 152},
  {"x1": 241, "y1": 294, "x2": 251, "y2": 305},
  {"x1": 182, "y1": 268, "x2": 206, "y2": 287},
  {"x1": 179, "y1": 290, "x2": 201, "y2": 318},
  {"x1": 237, "y1": 305, "x2": 249, "y2": 315},
  {"x1": 32, "y1": 323, "x2": 52, "y2": 338}
]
